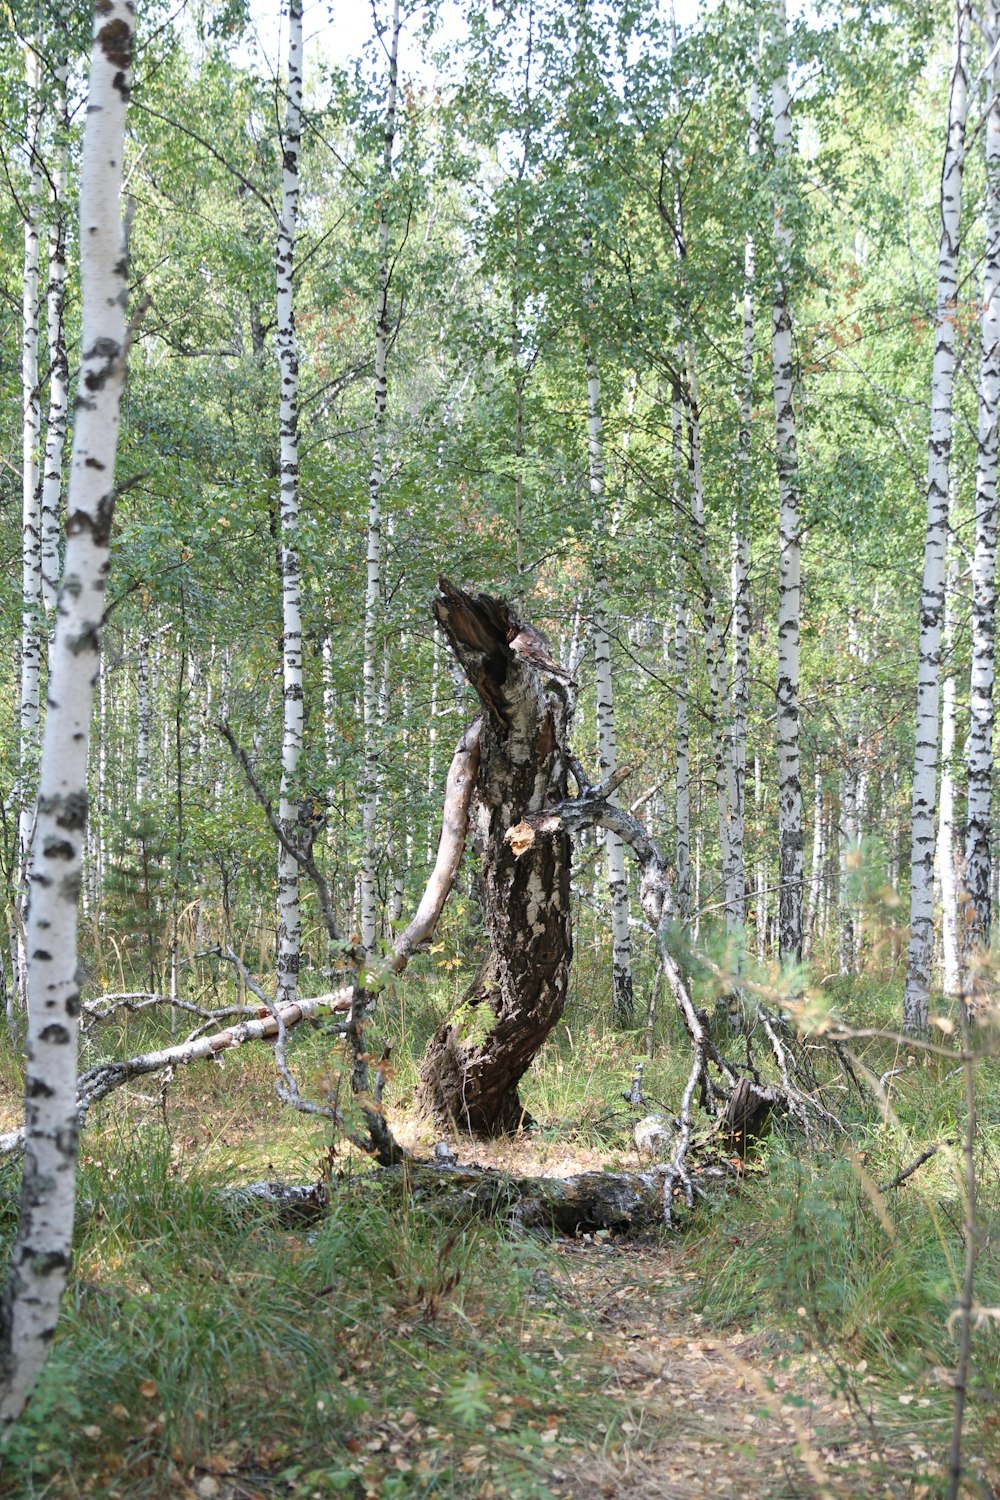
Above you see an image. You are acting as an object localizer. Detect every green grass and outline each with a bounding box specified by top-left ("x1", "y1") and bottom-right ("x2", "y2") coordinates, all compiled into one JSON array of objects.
[
  {"x1": 0, "y1": 1127, "x2": 616, "y2": 1499},
  {"x1": 4, "y1": 956, "x2": 1000, "y2": 1495}
]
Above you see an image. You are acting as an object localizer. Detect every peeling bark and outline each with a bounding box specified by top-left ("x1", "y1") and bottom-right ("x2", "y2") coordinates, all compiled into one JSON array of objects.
[{"x1": 416, "y1": 580, "x2": 573, "y2": 1134}]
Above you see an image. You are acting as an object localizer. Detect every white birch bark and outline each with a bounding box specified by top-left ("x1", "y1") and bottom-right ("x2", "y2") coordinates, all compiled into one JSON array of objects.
[
  {"x1": 136, "y1": 623, "x2": 151, "y2": 800},
  {"x1": 939, "y1": 550, "x2": 960, "y2": 995},
  {"x1": 15, "y1": 38, "x2": 45, "y2": 1011},
  {"x1": 754, "y1": 752, "x2": 767, "y2": 961},
  {"x1": 684, "y1": 353, "x2": 738, "y2": 932},
  {"x1": 360, "y1": 0, "x2": 401, "y2": 959},
  {"x1": 585, "y1": 246, "x2": 633, "y2": 1026},
  {"x1": 0, "y1": 0, "x2": 134, "y2": 1425},
  {"x1": 905, "y1": 0, "x2": 971, "y2": 1032},
  {"x1": 804, "y1": 766, "x2": 823, "y2": 954},
  {"x1": 730, "y1": 77, "x2": 759, "y2": 941},
  {"x1": 965, "y1": 0, "x2": 1000, "y2": 951},
  {"x1": 40, "y1": 60, "x2": 70, "y2": 618},
  {"x1": 770, "y1": 0, "x2": 804, "y2": 965},
  {"x1": 839, "y1": 608, "x2": 861, "y2": 975},
  {"x1": 672, "y1": 386, "x2": 692, "y2": 927},
  {"x1": 275, "y1": 0, "x2": 304, "y2": 1011}
]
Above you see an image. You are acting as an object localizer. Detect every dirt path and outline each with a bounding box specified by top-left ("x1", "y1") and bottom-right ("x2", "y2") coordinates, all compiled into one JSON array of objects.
[{"x1": 540, "y1": 1241, "x2": 948, "y2": 1500}]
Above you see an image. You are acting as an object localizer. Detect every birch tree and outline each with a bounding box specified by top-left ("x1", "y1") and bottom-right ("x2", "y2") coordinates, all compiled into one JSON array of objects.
[
  {"x1": 40, "y1": 59, "x2": 70, "y2": 619},
  {"x1": 965, "y1": 0, "x2": 1000, "y2": 954},
  {"x1": 0, "y1": 0, "x2": 134, "y2": 1425},
  {"x1": 584, "y1": 242, "x2": 634, "y2": 1027},
  {"x1": 939, "y1": 549, "x2": 960, "y2": 995},
  {"x1": 275, "y1": 0, "x2": 304, "y2": 1011},
  {"x1": 360, "y1": 0, "x2": 401, "y2": 958},
  {"x1": 730, "y1": 76, "x2": 759, "y2": 943},
  {"x1": 770, "y1": 0, "x2": 804, "y2": 965},
  {"x1": 904, "y1": 0, "x2": 971, "y2": 1032},
  {"x1": 672, "y1": 384, "x2": 693, "y2": 927},
  {"x1": 14, "y1": 38, "x2": 45, "y2": 1011}
]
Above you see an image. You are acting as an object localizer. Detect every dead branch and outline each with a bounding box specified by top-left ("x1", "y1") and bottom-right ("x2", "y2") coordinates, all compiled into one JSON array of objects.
[
  {"x1": 507, "y1": 772, "x2": 842, "y2": 1220},
  {"x1": 386, "y1": 718, "x2": 481, "y2": 976},
  {"x1": 880, "y1": 1139, "x2": 959, "y2": 1192},
  {"x1": 0, "y1": 989, "x2": 355, "y2": 1161},
  {"x1": 83, "y1": 991, "x2": 257, "y2": 1026}
]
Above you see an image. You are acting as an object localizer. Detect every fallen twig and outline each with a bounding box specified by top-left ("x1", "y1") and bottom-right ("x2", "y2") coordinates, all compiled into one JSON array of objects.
[{"x1": 880, "y1": 1139, "x2": 959, "y2": 1192}]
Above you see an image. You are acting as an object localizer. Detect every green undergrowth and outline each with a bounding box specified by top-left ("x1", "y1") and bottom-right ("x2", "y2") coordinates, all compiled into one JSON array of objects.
[
  {"x1": 686, "y1": 1009, "x2": 1000, "y2": 1493},
  {"x1": 0, "y1": 1133, "x2": 617, "y2": 1499}
]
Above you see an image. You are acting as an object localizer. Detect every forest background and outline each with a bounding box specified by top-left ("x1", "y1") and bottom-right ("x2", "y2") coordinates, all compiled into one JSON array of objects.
[{"x1": 0, "y1": 0, "x2": 999, "y2": 1495}]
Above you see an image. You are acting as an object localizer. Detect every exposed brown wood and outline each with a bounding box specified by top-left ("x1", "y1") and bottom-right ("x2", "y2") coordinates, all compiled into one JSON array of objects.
[{"x1": 415, "y1": 579, "x2": 573, "y2": 1134}]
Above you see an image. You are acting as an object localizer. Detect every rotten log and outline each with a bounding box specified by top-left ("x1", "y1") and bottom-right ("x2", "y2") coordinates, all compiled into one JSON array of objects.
[
  {"x1": 415, "y1": 579, "x2": 573, "y2": 1134},
  {"x1": 223, "y1": 1163, "x2": 717, "y2": 1236}
]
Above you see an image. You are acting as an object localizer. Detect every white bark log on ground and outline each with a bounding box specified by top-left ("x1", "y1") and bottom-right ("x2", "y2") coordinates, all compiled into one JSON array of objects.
[
  {"x1": 0, "y1": 0, "x2": 134, "y2": 1427},
  {"x1": 905, "y1": 0, "x2": 971, "y2": 1032}
]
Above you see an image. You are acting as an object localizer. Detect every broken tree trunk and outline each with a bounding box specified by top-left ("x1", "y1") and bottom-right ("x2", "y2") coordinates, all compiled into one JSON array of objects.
[
  {"x1": 225, "y1": 1164, "x2": 695, "y2": 1237},
  {"x1": 415, "y1": 579, "x2": 573, "y2": 1133}
]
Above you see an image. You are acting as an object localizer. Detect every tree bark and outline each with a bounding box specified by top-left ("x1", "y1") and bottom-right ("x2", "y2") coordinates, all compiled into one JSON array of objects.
[
  {"x1": 730, "y1": 76, "x2": 758, "y2": 942},
  {"x1": 15, "y1": 37, "x2": 45, "y2": 1015},
  {"x1": 416, "y1": 580, "x2": 573, "y2": 1133},
  {"x1": 275, "y1": 0, "x2": 304, "y2": 1011},
  {"x1": 905, "y1": 0, "x2": 971, "y2": 1032},
  {"x1": 360, "y1": 0, "x2": 402, "y2": 958},
  {"x1": 584, "y1": 239, "x2": 634, "y2": 1027},
  {"x1": 40, "y1": 57, "x2": 70, "y2": 620},
  {"x1": 965, "y1": 0, "x2": 1000, "y2": 954},
  {"x1": 770, "y1": 0, "x2": 804, "y2": 965},
  {"x1": 939, "y1": 549, "x2": 960, "y2": 995},
  {"x1": 0, "y1": 0, "x2": 134, "y2": 1427},
  {"x1": 672, "y1": 385, "x2": 693, "y2": 926}
]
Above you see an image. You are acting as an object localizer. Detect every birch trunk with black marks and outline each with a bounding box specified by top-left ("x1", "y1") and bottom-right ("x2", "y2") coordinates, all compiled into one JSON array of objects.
[
  {"x1": 416, "y1": 580, "x2": 572, "y2": 1133},
  {"x1": 965, "y1": 0, "x2": 1000, "y2": 953},
  {"x1": 40, "y1": 59, "x2": 70, "y2": 619},
  {"x1": 136, "y1": 623, "x2": 151, "y2": 800},
  {"x1": 770, "y1": 0, "x2": 803, "y2": 965},
  {"x1": 360, "y1": 0, "x2": 401, "y2": 958},
  {"x1": 730, "y1": 77, "x2": 759, "y2": 942},
  {"x1": 905, "y1": 0, "x2": 970, "y2": 1032},
  {"x1": 839, "y1": 609, "x2": 861, "y2": 975},
  {"x1": 275, "y1": 0, "x2": 304, "y2": 1011},
  {"x1": 672, "y1": 389, "x2": 692, "y2": 927},
  {"x1": 754, "y1": 752, "x2": 767, "y2": 961},
  {"x1": 804, "y1": 766, "x2": 823, "y2": 954},
  {"x1": 584, "y1": 245, "x2": 633, "y2": 1027},
  {"x1": 15, "y1": 38, "x2": 45, "y2": 1012},
  {"x1": 684, "y1": 356, "x2": 738, "y2": 934},
  {"x1": 0, "y1": 0, "x2": 134, "y2": 1426},
  {"x1": 939, "y1": 550, "x2": 960, "y2": 995}
]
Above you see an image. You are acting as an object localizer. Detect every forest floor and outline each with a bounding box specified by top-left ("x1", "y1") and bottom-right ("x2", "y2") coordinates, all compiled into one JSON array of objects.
[{"x1": 1, "y1": 984, "x2": 998, "y2": 1498}]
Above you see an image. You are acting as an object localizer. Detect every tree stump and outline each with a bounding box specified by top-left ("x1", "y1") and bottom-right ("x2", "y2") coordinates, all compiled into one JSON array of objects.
[{"x1": 415, "y1": 580, "x2": 573, "y2": 1133}]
